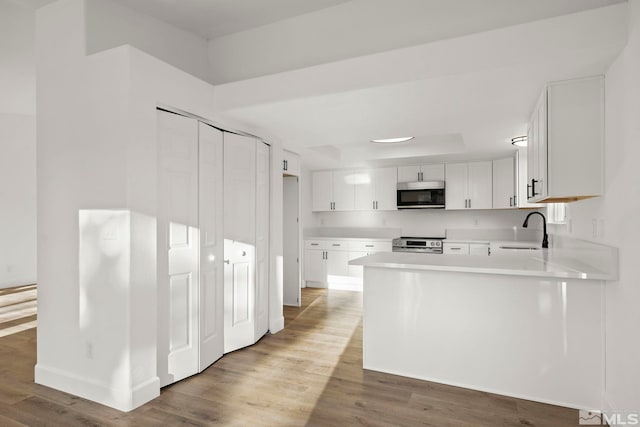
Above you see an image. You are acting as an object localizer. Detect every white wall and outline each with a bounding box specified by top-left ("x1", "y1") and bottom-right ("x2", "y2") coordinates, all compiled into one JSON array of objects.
[
  {"x1": 549, "y1": 0, "x2": 640, "y2": 416},
  {"x1": 36, "y1": 0, "x2": 285, "y2": 411},
  {"x1": 0, "y1": 114, "x2": 36, "y2": 288},
  {"x1": 84, "y1": 0, "x2": 211, "y2": 83}
]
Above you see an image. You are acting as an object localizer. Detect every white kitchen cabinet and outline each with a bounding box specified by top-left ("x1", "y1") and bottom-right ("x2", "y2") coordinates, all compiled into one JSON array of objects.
[
  {"x1": 332, "y1": 171, "x2": 355, "y2": 211},
  {"x1": 492, "y1": 156, "x2": 517, "y2": 209},
  {"x1": 516, "y1": 149, "x2": 544, "y2": 208},
  {"x1": 469, "y1": 243, "x2": 490, "y2": 256},
  {"x1": 527, "y1": 76, "x2": 604, "y2": 203},
  {"x1": 443, "y1": 242, "x2": 469, "y2": 255},
  {"x1": 312, "y1": 171, "x2": 333, "y2": 212},
  {"x1": 445, "y1": 161, "x2": 492, "y2": 210},
  {"x1": 347, "y1": 240, "x2": 393, "y2": 278},
  {"x1": 397, "y1": 163, "x2": 445, "y2": 183},
  {"x1": 311, "y1": 170, "x2": 355, "y2": 212},
  {"x1": 282, "y1": 149, "x2": 300, "y2": 176},
  {"x1": 354, "y1": 167, "x2": 397, "y2": 211},
  {"x1": 444, "y1": 242, "x2": 490, "y2": 256},
  {"x1": 304, "y1": 238, "x2": 392, "y2": 284}
]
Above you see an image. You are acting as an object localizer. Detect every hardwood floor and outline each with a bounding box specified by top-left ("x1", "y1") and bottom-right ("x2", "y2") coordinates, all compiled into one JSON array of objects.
[{"x1": 0, "y1": 287, "x2": 580, "y2": 426}]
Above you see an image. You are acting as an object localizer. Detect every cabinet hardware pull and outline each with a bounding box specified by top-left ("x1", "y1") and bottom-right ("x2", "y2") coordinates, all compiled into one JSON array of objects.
[
  {"x1": 509, "y1": 197, "x2": 513, "y2": 207},
  {"x1": 332, "y1": 244, "x2": 340, "y2": 247},
  {"x1": 224, "y1": 259, "x2": 230, "y2": 264},
  {"x1": 365, "y1": 245, "x2": 374, "y2": 248},
  {"x1": 375, "y1": 201, "x2": 378, "y2": 210},
  {"x1": 311, "y1": 243, "x2": 319, "y2": 246},
  {"x1": 373, "y1": 201, "x2": 375, "y2": 210},
  {"x1": 531, "y1": 179, "x2": 536, "y2": 196},
  {"x1": 469, "y1": 199, "x2": 471, "y2": 209}
]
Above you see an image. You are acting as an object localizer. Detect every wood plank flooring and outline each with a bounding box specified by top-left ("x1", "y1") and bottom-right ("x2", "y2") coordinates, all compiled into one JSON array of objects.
[{"x1": 0, "y1": 286, "x2": 580, "y2": 426}]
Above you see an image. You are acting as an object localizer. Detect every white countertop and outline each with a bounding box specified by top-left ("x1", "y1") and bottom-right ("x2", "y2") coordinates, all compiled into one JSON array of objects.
[
  {"x1": 305, "y1": 236, "x2": 393, "y2": 242},
  {"x1": 349, "y1": 250, "x2": 615, "y2": 280}
]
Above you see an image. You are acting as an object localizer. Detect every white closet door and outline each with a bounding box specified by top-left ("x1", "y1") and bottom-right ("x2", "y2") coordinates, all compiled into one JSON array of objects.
[
  {"x1": 198, "y1": 122, "x2": 224, "y2": 371},
  {"x1": 255, "y1": 142, "x2": 270, "y2": 338},
  {"x1": 223, "y1": 133, "x2": 256, "y2": 353},
  {"x1": 157, "y1": 110, "x2": 200, "y2": 387}
]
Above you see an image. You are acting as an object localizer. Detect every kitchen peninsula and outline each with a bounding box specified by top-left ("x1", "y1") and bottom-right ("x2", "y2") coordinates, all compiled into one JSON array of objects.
[{"x1": 350, "y1": 239, "x2": 617, "y2": 409}]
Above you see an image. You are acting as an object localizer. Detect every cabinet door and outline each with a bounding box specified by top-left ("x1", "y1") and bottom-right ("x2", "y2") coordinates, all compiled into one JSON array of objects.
[
  {"x1": 374, "y1": 167, "x2": 398, "y2": 211},
  {"x1": 445, "y1": 163, "x2": 468, "y2": 210},
  {"x1": 421, "y1": 164, "x2": 445, "y2": 181},
  {"x1": 469, "y1": 243, "x2": 490, "y2": 256},
  {"x1": 312, "y1": 171, "x2": 333, "y2": 212},
  {"x1": 282, "y1": 150, "x2": 300, "y2": 176},
  {"x1": 535, "y1": 94, "x2": 547, "y2": 200},
  {"x1": 332, "y1": 170, "x2": 355, "y2": 211},
  {"x1": 492, "y1": 157, "x2": 516, "y2": 209},
  {"x1": 467, "y1": 161, "x2": 493, "y2": 210},
  {"x1": 326, "y1": 249, "x2": 350, "y2": 277},
  {"x1": 397, "y1": 165, "x2": 421, "y2": 183},
  {"x1": 354, "y1": 169, "x2": 375, "y2": 211},
  {"x1": 303, "y1": 249, "x2": 326, "y2": 283}
]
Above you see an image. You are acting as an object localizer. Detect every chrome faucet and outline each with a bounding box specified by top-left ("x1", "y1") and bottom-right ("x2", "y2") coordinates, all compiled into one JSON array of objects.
[{"x1": 522, "y1": 211, "x2": 549, "y2": 249}]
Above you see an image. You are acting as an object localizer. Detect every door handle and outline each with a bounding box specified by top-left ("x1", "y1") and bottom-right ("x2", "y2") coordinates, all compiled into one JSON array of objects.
[{"x1": 224, "y1": 259, "x2": 230, "y2": 264}]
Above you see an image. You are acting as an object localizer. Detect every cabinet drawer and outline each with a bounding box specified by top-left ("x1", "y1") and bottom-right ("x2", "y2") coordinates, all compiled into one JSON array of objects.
[
  {"x1": 304, "y1": 240, "x2": 329, "y2": 250},
  {"x1": 348, "y1": 240, "x2": 392, "y2": 252},
  {"x1": 304, "y1": 240, "x2": 349, "y2": 250},
  {"x1": 443, "y1": 243, "x2": 470, "y2": 255}
]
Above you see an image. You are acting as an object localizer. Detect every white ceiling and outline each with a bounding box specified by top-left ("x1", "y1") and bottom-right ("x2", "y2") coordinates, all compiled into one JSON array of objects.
[
  {"x1": 212, "y1": 3, "x2": 627, "y2": 169},
  {"x1": 110, "y1": 0, "x2": 352, "y2": 40},
  {"x1": 1, "y1": 0, "x2": 629, "y2": 171}
]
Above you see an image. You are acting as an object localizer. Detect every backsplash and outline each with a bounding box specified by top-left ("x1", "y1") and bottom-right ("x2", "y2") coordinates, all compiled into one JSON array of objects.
[{"x1": 306, "y1": 209, "x2": 541, "y2": 239}]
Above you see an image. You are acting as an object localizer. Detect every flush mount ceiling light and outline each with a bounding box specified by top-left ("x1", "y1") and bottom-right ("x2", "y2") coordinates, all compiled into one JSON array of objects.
[
  {"x1": 371, "y1": 136, "x2": 415, "y2": 143},
  {"x1": 511, "y1": 136, "x2": 527, "y2": 147}
]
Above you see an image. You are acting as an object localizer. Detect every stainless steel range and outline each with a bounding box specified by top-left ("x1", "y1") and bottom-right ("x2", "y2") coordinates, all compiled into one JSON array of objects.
[{"x1": 392, "y1": 237, "x2": 444, "y2": 254}]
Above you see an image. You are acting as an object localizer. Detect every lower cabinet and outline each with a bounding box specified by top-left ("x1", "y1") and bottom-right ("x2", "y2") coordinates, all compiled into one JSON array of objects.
[
  {"x1": 304, "y1": 238, "x2": 392, "y2": 286},
  {"x1": 443, "y1": 242, "x2": 490, "y2": 256}
]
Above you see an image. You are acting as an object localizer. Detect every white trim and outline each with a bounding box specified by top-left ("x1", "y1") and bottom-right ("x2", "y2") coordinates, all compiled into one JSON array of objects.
[
  {"x1": 35, "y1": 364, "x2": 160, "y2": 412},
  {"x1": 362, "y1": 365, "x2": 595, "y2": 410},
  {"x1": 269, "y1": 315, "x2": 285, "y2": 334}
]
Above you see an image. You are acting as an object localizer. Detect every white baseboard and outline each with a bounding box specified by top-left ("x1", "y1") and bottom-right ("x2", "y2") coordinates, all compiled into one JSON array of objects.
[{"x1": 35, "y1": 364, "x2": 159, "y2": 412}]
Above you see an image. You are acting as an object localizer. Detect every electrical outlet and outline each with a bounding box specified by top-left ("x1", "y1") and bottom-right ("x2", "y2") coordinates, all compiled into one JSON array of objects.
[{"x1": 86, "y1": 342, "x2": 93, "y2": 359}]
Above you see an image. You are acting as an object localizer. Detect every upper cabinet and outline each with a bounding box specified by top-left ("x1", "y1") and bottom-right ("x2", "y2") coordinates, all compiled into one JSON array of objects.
[
  {"x1": 312, "y1": 168, "x2": 397, "y2": 212},
  {"x1": 397, "y1": 164, "x2": 444, "y2": 183},
  {"x1": 527, "y1": 75, "x2": 604, "y2": 203},
  {"x1": 492, "y1": 156, "x2": 517, "y2": 209},
  {"x1": 282, "y1": 149, "x2": 300, "y2": 176},
  {"x1": 445, "y1": 161, "x2": 492, "y2": 210},
  {"x1": 354, "y1": 167, "x2": 397, "y2": 211}
]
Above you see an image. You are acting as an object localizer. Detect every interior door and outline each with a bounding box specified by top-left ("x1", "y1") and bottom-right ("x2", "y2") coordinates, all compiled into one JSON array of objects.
[
  {"x1": 255, "y1": 142, "x2": 270, "y2": 338},
  {"x1": 283, "y1": 176, "x2": 300, "y2": 306},
  {"x1": 157, "y1": 110, "x2": 200, "y2": 387},
  {"x1": 198, "y1": 122, "x2": 224, "y2": 371},
  {"x1": 223, "y1": 133, "x2": 256, "y2": 353}
]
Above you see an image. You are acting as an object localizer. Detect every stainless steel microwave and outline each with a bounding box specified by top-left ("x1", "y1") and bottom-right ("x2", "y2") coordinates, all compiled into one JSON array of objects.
[{"x1": 396, "y1": 181, "x2": 445, "y2": 209}]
